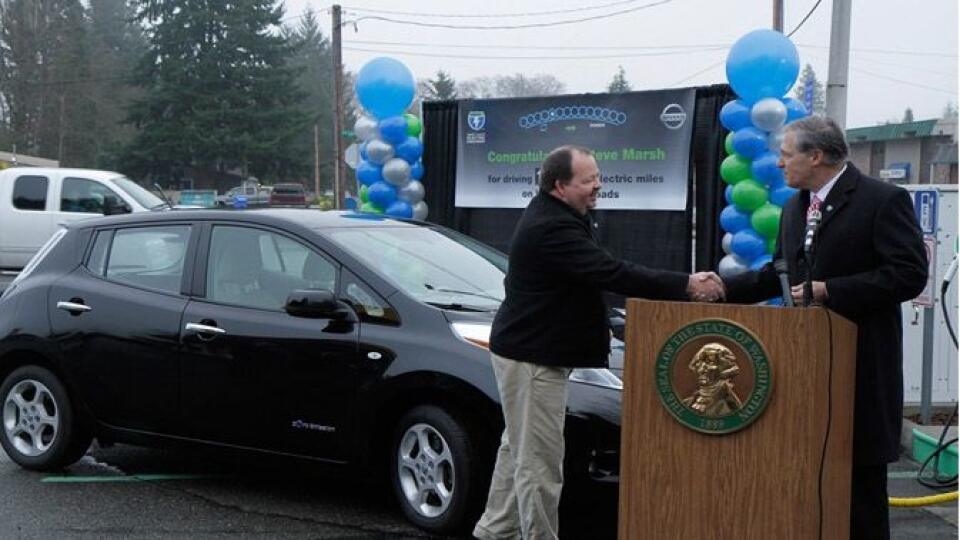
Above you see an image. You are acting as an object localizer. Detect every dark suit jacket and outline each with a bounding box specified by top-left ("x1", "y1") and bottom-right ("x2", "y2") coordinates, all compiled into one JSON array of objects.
[
  {"x1": 725, "y1": 163, "x2": 928, "y2": 464},
  {"x1": 490, "y1": 193, "x2": 690, "y2": 368}
]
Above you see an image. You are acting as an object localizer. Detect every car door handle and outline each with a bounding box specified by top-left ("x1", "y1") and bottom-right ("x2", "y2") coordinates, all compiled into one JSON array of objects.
[
  {"x1": 56, "y1": 301, "x2": 92, "y2": 314},
  {"x1": 184, "y1": 322, "x2": 226, "y2": 335}
]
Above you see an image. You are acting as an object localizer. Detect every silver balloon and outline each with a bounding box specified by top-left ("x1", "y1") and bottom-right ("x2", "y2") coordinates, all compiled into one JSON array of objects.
[
  {"x1": 382, "y1": 158, "x2": 411, "y2": 186},
  {"x1": 398, "y1": 180, "x2": 425, "y2": 204},
  {"x1": 412, "y1": 201, "x2": 428, "y2": 221},
  {"x1": 722, "y1": 233, "x2": 733, "y2": 255},
  {"x1": 366, "y1": 139, "x2": 395, "y2": 165},
  {"x1": 344, "y1": 143, "x2": 360, "y2": 170},
  {"x1": 718, "y1": 254, "x2": 750, "y2": 279},
  {"x1": 767, "y1": 127, "x2": 785, "y2": 154},
  {"x1": 750, "y1": 98, "x2": 787, "y2": 132},
  {"x1": 354, "y1": 116, "x2": 380, "y2": 142}
]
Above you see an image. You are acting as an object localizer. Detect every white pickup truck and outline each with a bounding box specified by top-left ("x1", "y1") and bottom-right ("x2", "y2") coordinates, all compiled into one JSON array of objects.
[{"x1": 0, "y1": 167, "x2": 166, "y2": 270}]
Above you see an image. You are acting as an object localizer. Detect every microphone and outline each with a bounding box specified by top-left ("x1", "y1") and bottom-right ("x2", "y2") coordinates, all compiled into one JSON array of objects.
[
  {"x1": 773, "y1": 258, "x2": 794, "y2": 307},
  {"x1": 803, "y1": 209, "x2": 822, "y2": 254},
  {"x1": 802, "y1": 208, "x2": 822, "y2": 307}
]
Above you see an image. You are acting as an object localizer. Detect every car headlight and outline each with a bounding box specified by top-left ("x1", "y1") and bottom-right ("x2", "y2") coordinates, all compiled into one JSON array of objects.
[
  {"x1": 570, "y1": 368, "x2": 623, "y2": 390},
  {"x1": 450, "y1": 322, "x2": 491, "y2": 350}
]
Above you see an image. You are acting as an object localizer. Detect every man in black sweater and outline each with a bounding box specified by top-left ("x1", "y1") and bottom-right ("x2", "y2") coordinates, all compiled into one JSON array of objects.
[{"x1": 473, "y1": 145, "x2": 724, "y2": 540}]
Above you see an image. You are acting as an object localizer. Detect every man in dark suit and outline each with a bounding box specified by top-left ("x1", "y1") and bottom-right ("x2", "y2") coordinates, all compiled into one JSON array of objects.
[
  {"x1": 724, "y1": 116, "x2": 928, "y2": 539},
  {"x1": 473, "y1": 145, "x2": 725, "y2": 540}
]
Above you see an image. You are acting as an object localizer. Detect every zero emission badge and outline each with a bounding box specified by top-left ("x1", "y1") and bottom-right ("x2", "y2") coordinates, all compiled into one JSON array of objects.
[{"x1": 654, "y1": 319, "x2": 772, "y2": 435}]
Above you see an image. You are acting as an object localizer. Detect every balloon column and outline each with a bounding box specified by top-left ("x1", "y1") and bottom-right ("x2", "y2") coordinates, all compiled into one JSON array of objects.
[
  {"x1": 718, "y1": 29, "x2": 808, "y2": 282},
  {"x1": 352, "y1": 57, "x2": 428, "y2": 220}
]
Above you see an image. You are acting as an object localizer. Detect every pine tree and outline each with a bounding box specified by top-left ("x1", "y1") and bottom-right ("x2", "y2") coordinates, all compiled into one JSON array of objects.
[
  {"x1": 607, "y1": 66, "x2": 632, "y2": 93},
  {"x1": 122, "y1": 0, "x2": 309, "y2": 181},
  {"x1": 792, "y1": 64, "x2": 825, "y2": 116},
  {"x1": 425, "y1": 70, "x2": 457, "y2": 101},
  {"x1": 902, "y1": 108, "x2": 914, "y2": 123}
]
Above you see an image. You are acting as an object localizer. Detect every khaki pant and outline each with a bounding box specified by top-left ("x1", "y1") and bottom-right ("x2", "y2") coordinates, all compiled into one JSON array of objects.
[{"x1": 474, "y1": 353, "x2": 571, "y2": 540}]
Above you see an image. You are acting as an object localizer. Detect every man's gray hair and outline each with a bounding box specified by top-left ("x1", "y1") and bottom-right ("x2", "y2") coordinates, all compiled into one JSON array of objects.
[{"x1": 784, "y1": 116, "x2": 849, "y2": 165}]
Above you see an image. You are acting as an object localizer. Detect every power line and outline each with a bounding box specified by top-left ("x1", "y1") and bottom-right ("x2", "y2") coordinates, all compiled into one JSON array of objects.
[
  {"x1": 344, "y1": 39, "x2": 728, "y2": 51},
  {"x1": 797, "y1": 43, "x2": 957, "y2": 58},
  {"x1": 851, "y1": 68, "x2": 957, "y2": 95},
  {"x1": 342, "y1": 45, "x2": 726, "y2": 61},
  {"x1": 787, "y1": 0, "x2": 823, "y2": 37},
  {"x1": 341, "y1": 0, "x2": 651, "y2": 19},
  {"x1": 668, "y1": 59, "x2": 725, "y2": 87},
  {"x1": 344, "y1": 0, "x2": 672, "y2": 30}
]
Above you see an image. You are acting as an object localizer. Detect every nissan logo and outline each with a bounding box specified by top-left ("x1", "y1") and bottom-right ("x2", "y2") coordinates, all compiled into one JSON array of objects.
[{"x1": 660, "y1": 104, "x2": 687, "y2": 130}]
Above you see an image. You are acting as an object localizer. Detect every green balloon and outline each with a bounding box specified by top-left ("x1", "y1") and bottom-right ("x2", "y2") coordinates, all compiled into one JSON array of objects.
[
  {"x1": 405, "y1": 113, "x2": 422, "y2": 137},
  {"x1": 767, "y1": 236, "x2": 777, "y2": 255},
  {"x1": 360, "y1": 201, "x2": 382, "y2": 214},
  {"x1": 720, "y1": 154, "x2": 752, "y2": 185},
  {"x1": 359, "y1": 184, "x2": 369, "y2": 203},
  {"x1": 750, "y1": 203, "x2": 782, "y2": 239},
  {"x1": 731, "y1": 179, "x2": 768, "y2": 213},
  {"x1": 724, "y1": 131, "x2": 735, "y2": 155}
]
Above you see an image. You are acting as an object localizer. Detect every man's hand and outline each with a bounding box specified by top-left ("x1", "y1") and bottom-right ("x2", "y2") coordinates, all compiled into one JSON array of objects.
[
  {"x1": 687, "y1": 272, "x2": 725, "y2": 302},
  {"x1": 791, "y1": 281, "x2": 828, "y2": 304}
]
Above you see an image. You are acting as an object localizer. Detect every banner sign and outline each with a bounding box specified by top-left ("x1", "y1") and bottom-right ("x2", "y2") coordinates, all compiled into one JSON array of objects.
[{"x1": 454, "y1": 89, "x2": 696, "y2": 210}]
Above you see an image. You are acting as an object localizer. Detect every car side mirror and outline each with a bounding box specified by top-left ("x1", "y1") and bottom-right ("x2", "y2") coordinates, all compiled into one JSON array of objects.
[
  {"x1": 285, "y1": 289, "x2": 345, "y2": 319},
  {"x1": 103, "y1": 197, "x2": 131, "y2": 215}
]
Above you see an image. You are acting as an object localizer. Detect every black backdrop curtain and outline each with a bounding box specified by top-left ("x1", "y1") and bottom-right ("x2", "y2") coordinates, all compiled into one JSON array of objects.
[{"x1": 421, "y1": 84, "x2": 735, "y2": 284}]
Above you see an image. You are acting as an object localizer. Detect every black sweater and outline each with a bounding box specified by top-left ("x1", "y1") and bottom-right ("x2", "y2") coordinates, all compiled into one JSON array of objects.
[{"x1": 489, "y1": 193, "x2": 690, "y2": 368}]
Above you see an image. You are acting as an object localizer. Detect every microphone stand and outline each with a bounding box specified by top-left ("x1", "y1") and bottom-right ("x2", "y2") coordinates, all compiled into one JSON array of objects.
[{"x1": 802, "y1": 210, "x2": 821, "y2": 307}]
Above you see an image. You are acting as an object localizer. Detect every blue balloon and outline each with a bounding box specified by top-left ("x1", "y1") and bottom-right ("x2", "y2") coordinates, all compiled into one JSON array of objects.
[
  {"x1": 359, "y1": 141, "x2": 369, "y2": 161},
  {"x1": 732, "y1": 127, "x2": 769, "y2": 160},
  {"x1": 720, "y1": 205, "x2": 751, "y2": 234},
  {"x1": 356, "y1": 160, "x2": 383, "y2": 187},
  {"x1": 385, "y1": 200, "x2": 414, "y2": 218},
  {"x1": 750, "y1": 254, "x2": 773, "y2": 270},
  {"x1": 783, "y1": 97, "x2": 809, "y2": 122},
  {"x1": 379, "y1": 116, "x2": 408, "y2": 145},
  {"x1": 732, "y1": 229, "x2": 767, "y2": 260},
  {"x1": 356, "y1": 57, "x2": 416, "y2": 119},
  {"x1": 751, "y1": 152, "x2": 784, "y2": 186},
  {"x1": 766, "y1": 296, "x2": 785, "y2": 306},
  {"x1": 724, "y1": 184, "x2": 734, "y2": 204},
  {"x1": 367, "y1": 181, "x2": 397, "y2": 208},
  {"x1": 395, "y1": 136, "x2": 423, "y2": 163},
  {"x1": 411, "y1": 160, "x2": 424, "y2": 181},
  {"x1": 344, "y1": 197, "x2": 358, "y2": 210},
  {"x1": 720, "y1": 100, "x2": 752, "y2": 131},
  {"x1": 725, "y1": 29, "x2": 800, "y2": 105},
  {"x1": 770, "y1": 184, "x2": 798, "y2": 206}
]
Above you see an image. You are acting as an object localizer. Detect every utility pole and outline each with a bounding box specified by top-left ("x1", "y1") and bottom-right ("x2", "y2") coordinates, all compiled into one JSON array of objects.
[
  {"x1": 825, "y1": 0, "x2": 852, "y2": 128},
  {"x1": 332, "y1": 4, "x2": 345, "y2": 209},
  {"x1": 314, "y1": 123, "x2": 321, "y2": 204},
  {"x1": 773, "y1": 0, "x2": 784, "y2": 32}
]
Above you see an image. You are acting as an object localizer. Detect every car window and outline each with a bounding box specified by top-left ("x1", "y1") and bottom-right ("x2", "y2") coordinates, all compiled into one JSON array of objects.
[
  {"x1": 206, "y1": 226, "x2": 337, "y2": 311},
  {"x1": 61, "y1": 177, "x2": 123, "y2": 214},
  {"x1": 340, "y1": 268, "x2": 399, "y2": 325},
  {"x1": 12, "y1": 175, "x2": 48, "y2": 211},
  {"x1": 85, "y1": 230, "x2": 112, "y2": 276},
  {"x1": 105, "y1": 226, "x2": 190, "y2": 294}
]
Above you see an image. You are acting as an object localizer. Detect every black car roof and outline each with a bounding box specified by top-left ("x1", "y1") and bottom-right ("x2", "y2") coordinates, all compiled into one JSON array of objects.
[{"x1": 68, "y1": 209, "x2": 429, "y2": 231}]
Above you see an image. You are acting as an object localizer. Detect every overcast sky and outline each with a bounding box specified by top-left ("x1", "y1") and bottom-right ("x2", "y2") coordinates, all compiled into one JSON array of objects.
[{"x1": 283, "y1": 0, "x2": 958, "y2": 128}]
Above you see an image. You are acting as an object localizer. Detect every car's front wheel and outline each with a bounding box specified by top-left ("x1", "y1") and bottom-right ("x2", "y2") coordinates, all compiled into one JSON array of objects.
[
  {"x1": 0, "y1": 365, "x2": 91, "y2": 470},
  {"x1": 390, "y1": 405, "x2": 485, "y2": 534}
]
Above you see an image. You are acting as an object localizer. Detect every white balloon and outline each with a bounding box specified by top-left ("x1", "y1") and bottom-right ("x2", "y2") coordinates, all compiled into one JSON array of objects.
[
  {"x1": 751, "y1": 98, "x2": 788, "y2": 132},
  {"x1": 366, "y1": 139, "x2": 394, "y2": 165},
  {"x1": 722, "y1": 233, "x2": 733, "y2": 255},
  {"x1": 412, "y1": 201, "x2": 428, "y2": 220},
  {"x1": 354, "y1": 116, "x2": 380, "y2": 142},
  {"x1": 766, "y1": 127, "x2": 785, "y2": 154},
  {"x1": 382, "y1": 158, "x2": 411, "y2": 186},
  {"x1": 398, "y1": 180, "x2": 425, "y2": 204},
  {"x1": 344, "y1": 143, "x2": 359, "y2": 169},
  {"x1": 718, "y1": 254, "x2": 750, "y2": 279}
]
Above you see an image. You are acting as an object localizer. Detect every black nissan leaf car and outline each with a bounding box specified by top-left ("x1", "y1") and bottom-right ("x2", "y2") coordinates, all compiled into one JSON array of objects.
[{"x1": 0, "y1": 209, "x2": 624, "y2": 534}]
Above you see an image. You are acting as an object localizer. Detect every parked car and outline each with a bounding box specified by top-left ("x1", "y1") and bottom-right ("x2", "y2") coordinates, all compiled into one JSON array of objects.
[
  {"x1": 216, "y1": 182, "x2": 271, "y2": 207},
  {"x1": 0, "y1": 168, "x2": 167, "y2": 270},
  {"x1": 269, "y1": 183, "x2": 307, "y2": 207},
  {"x1": 0, "y1": 209, "x2": 623, "y2": 534}
]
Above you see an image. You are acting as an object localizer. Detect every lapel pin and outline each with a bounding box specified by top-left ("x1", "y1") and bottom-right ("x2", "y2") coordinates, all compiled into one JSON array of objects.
[{"x1": 826, "y1": 205, "x2": 833, "y2": 212}]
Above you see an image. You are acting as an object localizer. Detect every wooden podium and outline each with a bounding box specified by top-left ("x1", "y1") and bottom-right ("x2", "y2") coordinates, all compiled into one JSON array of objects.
[{"x1": 618, "y1": 300, "x2": 857, "y2": 540}]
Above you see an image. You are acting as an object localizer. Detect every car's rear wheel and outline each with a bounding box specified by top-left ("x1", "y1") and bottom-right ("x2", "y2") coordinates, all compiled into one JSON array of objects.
[
  {"x1": 390, "y1": 405, "x2": 484, "y2": 534},
  {"x1": 0, "y1": 366, "x2": 90, "y2": 470}
]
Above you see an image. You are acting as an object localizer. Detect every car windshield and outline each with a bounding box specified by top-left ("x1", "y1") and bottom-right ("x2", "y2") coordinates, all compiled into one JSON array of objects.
[
  {"x1": 326, "y1": 226, "x2": 506, "y2": 310},
  {"x1": 274, "y1": 185, "x2": 303, "y2": 194},
  {"x1": 109, "y1": 176, "x2": 164, "y2": 209}
]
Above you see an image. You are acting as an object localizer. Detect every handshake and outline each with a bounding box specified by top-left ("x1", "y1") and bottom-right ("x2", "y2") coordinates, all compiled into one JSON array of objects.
[{"x1": 686, "y1": 272, "x2": 725, "y2": 302}]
